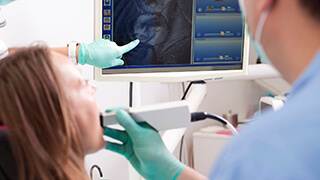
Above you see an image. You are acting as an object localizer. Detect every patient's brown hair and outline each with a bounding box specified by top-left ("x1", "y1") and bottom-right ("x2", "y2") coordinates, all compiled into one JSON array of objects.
[{"x1": 0, "y1": 46, "x2": 88, "y2": 180}]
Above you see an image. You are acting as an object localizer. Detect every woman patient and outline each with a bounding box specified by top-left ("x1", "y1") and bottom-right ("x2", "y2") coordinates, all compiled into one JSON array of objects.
[{"x1": 0, "y1": 46, "x2": 106, "y2": 180}]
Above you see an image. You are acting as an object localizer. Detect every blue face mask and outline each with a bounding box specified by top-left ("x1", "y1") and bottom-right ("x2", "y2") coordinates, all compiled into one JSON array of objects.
[
  {"x1": 0, "y1": 0, "x2": 16, "y2": 6},
  {"x1": 238, "y1": 0, "x2": 272, "y2": 65}
]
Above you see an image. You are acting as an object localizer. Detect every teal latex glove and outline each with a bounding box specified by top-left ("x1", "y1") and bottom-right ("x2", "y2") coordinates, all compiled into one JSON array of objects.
[
  {"x1": 0, "y1": 0, "x2": 15, "y2": 5},
  {"x1": 79, "y1": 39, "x2": 139, "y2": 68},
  {"x1": 104, "y1": 109, "x2": 186, "y2": 180},
  {"x1": 105, "y1": 106, "x2": 130, "y2": 112}
]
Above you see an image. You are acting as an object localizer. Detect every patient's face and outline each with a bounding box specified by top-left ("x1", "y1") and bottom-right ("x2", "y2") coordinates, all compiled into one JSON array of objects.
[{"x1": 51, "y1": 52, "x2": 105, "y2": 154}]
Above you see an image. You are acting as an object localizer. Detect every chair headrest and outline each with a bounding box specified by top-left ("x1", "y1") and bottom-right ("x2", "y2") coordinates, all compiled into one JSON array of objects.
[{"x1": 0, "y1": 130, "x2": 18, "y2": 180}]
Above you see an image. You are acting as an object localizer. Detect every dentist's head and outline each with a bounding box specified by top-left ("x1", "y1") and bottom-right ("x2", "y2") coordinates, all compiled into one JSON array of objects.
[{"x1": 239, "y1": 0, "x2": 320, "y2": 83}]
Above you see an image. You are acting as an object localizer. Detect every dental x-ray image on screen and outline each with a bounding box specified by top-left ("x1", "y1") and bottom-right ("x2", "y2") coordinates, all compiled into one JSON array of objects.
[{"x1": 112, "y1": 0, "x2": 192, "y2": 66}]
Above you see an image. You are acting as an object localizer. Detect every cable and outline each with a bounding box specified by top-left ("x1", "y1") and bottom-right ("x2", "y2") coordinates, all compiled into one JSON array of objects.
[
  {"x1": 129, "y1": 82, "x2": 133, "y2": 107},
  {"x1": 181, "y1": 82, "x2": 185, "y2": 96},
  {"x1": 179, "y1": 80, "x2": 206, "y2": 162},
  {"x1": 90, "y1": 165, "x2": 103, "y2": 180},
  {"x1": 181, "y1": 80, "x2": 206, "y2": 100},
  {"x1": 181, "y1": 81, "x2": 193, "y2": 100},
  {"x1": 191, "y1": 112, "x2": 239, "y2": 136},
  {"x1": 179, "y1": 135, "x2": 185, "y2": 162}
]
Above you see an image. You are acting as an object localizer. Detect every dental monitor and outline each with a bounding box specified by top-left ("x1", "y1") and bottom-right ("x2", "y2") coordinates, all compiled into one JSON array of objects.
[{"x1": 94, "y1": 0, "x2": 249, "y2": 82}]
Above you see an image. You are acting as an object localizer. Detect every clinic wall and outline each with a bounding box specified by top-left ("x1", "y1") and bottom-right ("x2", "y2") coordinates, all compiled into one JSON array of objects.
[{"x1": 0, "y1": 0, "x2": 268, "y2": 179}]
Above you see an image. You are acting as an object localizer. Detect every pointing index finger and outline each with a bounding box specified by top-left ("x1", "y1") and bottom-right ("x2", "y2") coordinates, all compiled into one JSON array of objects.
[{"x1": 119, "y1": 39, "x2": 140, "y2": 54}]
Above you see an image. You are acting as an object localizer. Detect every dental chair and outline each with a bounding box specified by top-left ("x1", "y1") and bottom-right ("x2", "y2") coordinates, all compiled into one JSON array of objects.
[{"x1": 0, "y1": 130, "x2": 18, "y2": 180}]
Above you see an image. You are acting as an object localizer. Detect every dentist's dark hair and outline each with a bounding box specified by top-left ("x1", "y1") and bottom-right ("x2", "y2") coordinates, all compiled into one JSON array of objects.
[
  {"x1": 0, "y1": 46, "x2": 88, "y2": 180},
  {"x1": 299, "y1": 0, "x2": 320, "y2": 19}
]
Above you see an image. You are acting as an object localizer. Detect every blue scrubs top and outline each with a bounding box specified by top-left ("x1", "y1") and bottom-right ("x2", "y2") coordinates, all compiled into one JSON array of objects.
[{"x1": 210, "y1": 49, "x2": 320, "y2": 179}]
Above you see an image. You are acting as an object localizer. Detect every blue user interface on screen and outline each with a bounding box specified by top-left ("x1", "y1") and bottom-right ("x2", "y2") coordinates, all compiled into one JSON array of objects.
[
  {"x1": 101, "y1": 0, "x2": 244, "y2": 71},
  {"x1": 196, "y1": 0, "x2": 241, "y2": 14}
]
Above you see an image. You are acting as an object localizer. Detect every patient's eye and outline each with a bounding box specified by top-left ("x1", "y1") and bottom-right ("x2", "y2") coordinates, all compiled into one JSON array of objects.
[
  {"x1": 84, "y1": 79, "x2": 89, "y2": 87},
  {"x1": 82, "y1": 79, "x2": 90, "y2": 88},
  {"x1": 82, "y1": 79, "x2": 97, "y2": 93}
]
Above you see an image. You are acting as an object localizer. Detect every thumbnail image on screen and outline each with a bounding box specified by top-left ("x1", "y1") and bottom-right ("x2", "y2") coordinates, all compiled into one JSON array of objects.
[{"x1": 101, "y1": 0, "x2": 244, "y2": 72}]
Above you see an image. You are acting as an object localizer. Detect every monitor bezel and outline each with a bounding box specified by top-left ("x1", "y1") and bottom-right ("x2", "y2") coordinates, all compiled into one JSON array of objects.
[{"x1": 93, "y1": 0, "x2": 249, "y2": 82}]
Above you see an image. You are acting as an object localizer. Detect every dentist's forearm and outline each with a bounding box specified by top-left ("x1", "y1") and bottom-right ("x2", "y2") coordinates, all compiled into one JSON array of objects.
[{"x1": 8, "y1": 46, "x2": 80, "y2": 63}]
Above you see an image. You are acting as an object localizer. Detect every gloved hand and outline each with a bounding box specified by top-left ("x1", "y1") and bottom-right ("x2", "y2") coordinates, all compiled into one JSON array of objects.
[
  {"x1": 78, "y1": 39, "x2": 139, "y2": 68},
  {"x1": 104, "y1": 109, "x2": 186, "y2": 180},
  {"x1": 0, "y1": 0, "x2": 16, "y2": 6}
]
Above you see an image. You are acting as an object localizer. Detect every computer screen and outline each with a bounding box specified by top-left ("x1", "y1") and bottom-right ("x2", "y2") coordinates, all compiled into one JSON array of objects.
[{"x1": 94, "y1": 0, "x2": 249, "y2": 82}]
